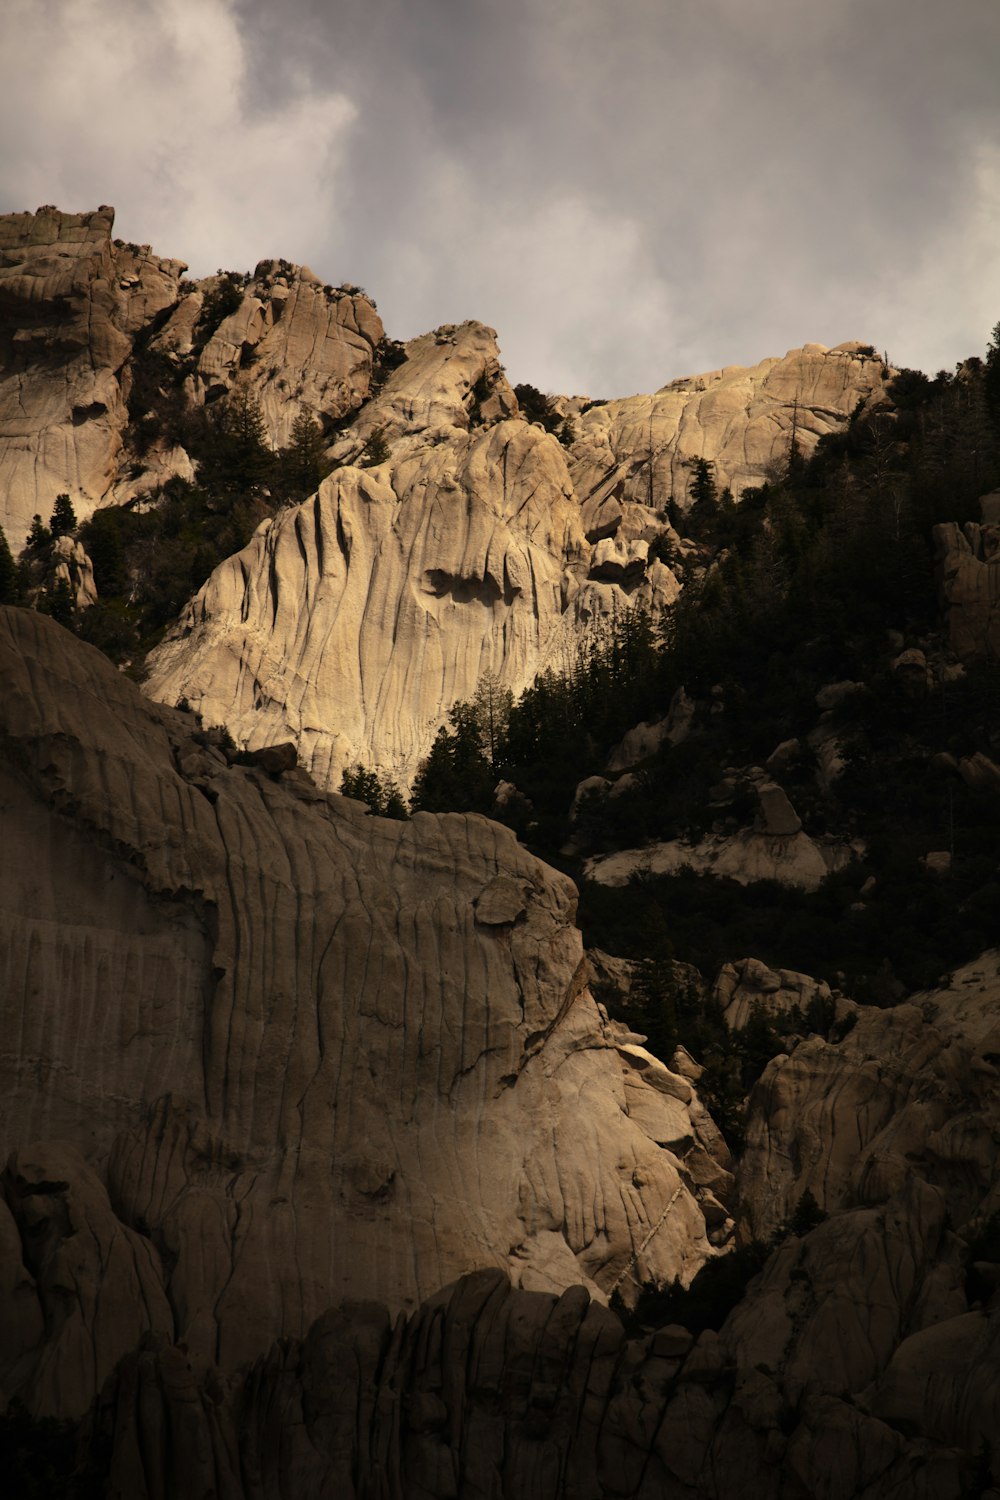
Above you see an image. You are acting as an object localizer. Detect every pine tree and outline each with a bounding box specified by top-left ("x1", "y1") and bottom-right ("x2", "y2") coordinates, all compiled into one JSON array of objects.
[
  {"x1": 282, "y1": 410, "x2": 328, "y2": 498},
  {"x1": 0, "y1": 524, "x2": 20, "y2": 604},
  {"x1": 45, "y1": 576, "x2": 75, "y2": 628},
  {"x1": 985, "y1": 319, "x2": 1000, "y2": 437},
  {"x1": 203, "y1": 386, "x2": 274, "y2": 494},
  {"x1": 49, "y1": 493, "x2": 77, "y2": 538},
  {"x1": 25, "y1": 514, "x2": 51, "y2": 553},
  {"x1": 684, "y1": 457, "x2": 719, "y2": 541},
  {"x1": 359, "y1": 426, "x2": 391, "y2": 468}
]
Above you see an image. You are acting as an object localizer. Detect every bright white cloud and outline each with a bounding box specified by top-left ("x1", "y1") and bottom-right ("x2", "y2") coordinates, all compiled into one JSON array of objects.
[
  {"x1": 369, "y1": 153, "x2": 677, "y2": 395},
  {"x1": 2, "y1": 0, "x2": 998, "y2": 391},
  {"x1": 0, "y1": 0, "x2": 355, "y2": 273}
]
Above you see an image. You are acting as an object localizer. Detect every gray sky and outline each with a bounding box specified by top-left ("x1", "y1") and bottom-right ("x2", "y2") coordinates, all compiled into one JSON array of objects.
[{"x1": 3, "y1": 0, "x2": 999, "y2": 395}]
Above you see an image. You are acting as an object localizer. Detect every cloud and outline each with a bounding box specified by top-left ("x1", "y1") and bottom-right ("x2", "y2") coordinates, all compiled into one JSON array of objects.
[
  {"x1": 2, "y1": 0, "x2": 999, "y2": 391},
  {"x1": 0, "y1": 0, "x2": 355, "y2": 273},
  {"x1": 378, "y1": 168, "x2": 677, "y2": 394}
]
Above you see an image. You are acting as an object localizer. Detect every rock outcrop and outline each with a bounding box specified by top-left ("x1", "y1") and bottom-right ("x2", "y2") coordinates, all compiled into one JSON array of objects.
[
  {"x1": 81, "y1": 1188, "x2": 1000, "y2": 1498},
  {"x1": 569, "y1": 340, "x2": 890, "y2": 516},
  {"x1": 1, "y1": 207, "x2": 890, "y2": 791},
  {"x1": 0, "y1": 607, "x2": 729, "y2": 1419},
  {"x1": 584, "y1": 825, "x2": 856, "y2": 892},
  {"x1": 935, "y1": 506, "x2": 1000, "y2": 658},
  {"x1": 143, "y1": 337, "x2": 885, "y2": 790},
  {"x1": 0, "y1": 207, "x2": 184, "y2": 544},
  {"x1": 737, "y1": 950, "x2": 1000, "y2": 1243},
  {"x1": 0, "y1": 205, "x2": 383, "y2": 541}
]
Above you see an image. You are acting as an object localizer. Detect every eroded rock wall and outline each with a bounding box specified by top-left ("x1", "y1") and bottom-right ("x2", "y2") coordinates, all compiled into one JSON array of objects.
[
  {"x1": 0, "y1": 206, "x2": 383, "y2": 540},
  {"x1": 77, "y1": 952, "x2": 1000, "y2": 1499},
  {"x1": 0, "y1": 207, "x2": 182, "y2": 544},
  {"x1": 0, "y1": 608, "x2": 726, "y2": 1419},
  {"x1": 144, "y1": 332, "x2": 886, "y2": 790}
]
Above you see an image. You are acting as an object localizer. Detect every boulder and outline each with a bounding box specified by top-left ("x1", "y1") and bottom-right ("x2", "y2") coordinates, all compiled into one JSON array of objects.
[{"x1": 755, "y1": 781, "x2": 802, "y2": 836}]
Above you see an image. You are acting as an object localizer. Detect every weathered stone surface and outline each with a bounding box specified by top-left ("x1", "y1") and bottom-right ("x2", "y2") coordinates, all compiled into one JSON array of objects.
[
  {"x1": 0, "y1": 608, "x2": 722, "y2": 1419},
  {"x1": 86, "y1": 1231, "x2": 997, "y2": 1499},
  {"x1": 713, "y1": 957, "x2": 834, "y2": 1032},
  {"x1": 585, "y1": 826, "x2": 856, "y2": 892},
  {"x1": 570, "y1": 341, "x2": 889, "y2": 516},
  {"x1": 605, "y1": 689, "x2": 694, "y2": 772},
  {"x1": 755, "y1": 780, "x2": 802, "y2": 836},
  {"x1": 155, "y1": 266, "x2": 383, "y2": 448},
  {"x1": 143, "y1": 419, "x2": 596, "y2": 790},
  {"x1": 0, "y1": 207, "x2": 179, "y2": 543},
  {"x1": 935, "y1": 517, "x2": 1000, "y2": 657},
  {"x1": 140, "y1": 332, "x2": 882, "y2": 792},
  {"x1": 738, "y1": 951, "x2": 1000, "y2": 1242},
  {"x1": 0, "y1": 207, "x2": 387, "y2": 542},
  {"x1": 51, "y1": 533, "x2": 98, "y2": 608},
  {"x1": 3, "y1": 1144, "x2": 173, "y2": 1419}
]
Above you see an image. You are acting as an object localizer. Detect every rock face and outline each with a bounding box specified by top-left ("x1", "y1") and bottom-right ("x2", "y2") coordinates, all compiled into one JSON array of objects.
[
  {"x1": 143, "y1": 336, "x2": 885, "y2": 790},
  {"x1": 713, "y1": 956, "x2": 835, "y2": 1032},
  {"x1": 0, "y1": 206, "x2": 889, "y2": 790},
  {"x1": 0, "y1": 207, "x2": 183, "y2": 545},
  {"x1": 935, "y1": 511, "x2": 1000, "y2": 657},
  {"x1": 0, "y1": 607, "x2": 730, "y2": 1420},
  {"x1": 144, "y1": 417, "x2": 599, "y2": 790},
  {"x1": 585, "y1": 825, "x2": 856, "y2": 892},
  {"x1": 141, "y1": 261, "x2": 383, "y2": 450},
  {"x1": 0, "y1": 205, "x2": 383, "y2": 542},
  {"x1": 569, "y1": 340, "x2": 890, "y2": 515},
  {"x1": 73, "y1": 951, "x2": 1000, "y2": 1499},
  {"x1": 140, "y1": 314, "x2": 689, "y2": 791},
  {"x1": 738, "y1": 950, "x2": 1000, "y2": 1242}
]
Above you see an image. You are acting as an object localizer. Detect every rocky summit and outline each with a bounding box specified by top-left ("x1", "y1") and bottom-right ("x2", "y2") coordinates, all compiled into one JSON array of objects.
[
  {"x1": 2, "y1": 205, "x2": 1000, "y2": 1499},
  {"x1": 1, "y1": 205, "x2": 888, "y2": 788}
]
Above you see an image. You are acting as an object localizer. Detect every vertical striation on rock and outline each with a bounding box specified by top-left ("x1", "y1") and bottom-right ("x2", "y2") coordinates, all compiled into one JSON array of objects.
[{"x1": 0, "y1": 607, "x2": 724, "y2": 1418}]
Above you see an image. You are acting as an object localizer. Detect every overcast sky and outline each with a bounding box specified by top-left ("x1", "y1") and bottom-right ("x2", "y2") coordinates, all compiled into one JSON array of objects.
[{"x1": 3, "y1": 0, "x2": 999, "y2": 395}]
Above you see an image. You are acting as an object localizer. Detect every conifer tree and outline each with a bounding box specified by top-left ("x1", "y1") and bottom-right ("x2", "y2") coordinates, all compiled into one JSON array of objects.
[
  {"x1": 283, "y1": 410, "x2": 328, "y2": 498},
  {"x1": 0, "y1": 524, "x2": 20, "y2": 604},
  {"x1": 25, "y1": 514, "x2": 51, "y2": 553},
  {"x1": 49, "y1": 493, "x2": 77, "y2": 538}
]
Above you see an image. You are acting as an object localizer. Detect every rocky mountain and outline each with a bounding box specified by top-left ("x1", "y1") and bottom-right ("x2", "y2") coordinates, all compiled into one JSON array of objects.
[
  {"x1": 3, "y1": 204, "x2": 1000, "y2": 1498},
  {"x1": 4, "y1": 606, "x2": 1000, "y2": 1500},
  {"x1": 0, "y1": 207, "x2": 381, "y2": 546},
  {"x1": 0, "y1": 606, "x2": 731, "y2": 1418},
  {"x1": 1, "y1": 205, "x2": 889, "y2": 788}
]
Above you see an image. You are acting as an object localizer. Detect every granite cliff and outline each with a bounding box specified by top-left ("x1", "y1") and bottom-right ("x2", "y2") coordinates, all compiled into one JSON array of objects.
[
  {"x1": 4, "y1": 204, "x2": 1000, "y2": 1499},
  {"x1": 4, "y1": 609, "x2": 1000, "y2": 1500},
  {"x1": 0, "y1": 606, "x2": 730, "y2": 1421},
  {"x1": 0, "y1": 205, "x2": 889, "y2": 788}
]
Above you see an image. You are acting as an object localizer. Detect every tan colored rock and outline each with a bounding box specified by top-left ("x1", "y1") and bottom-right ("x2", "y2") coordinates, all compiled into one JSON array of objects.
[
  {"x1": 143, "y1": 420, "x2": 594, "y2": 790},
  {"x1": 935, "y1": 519, "x2": 1000, "y2": 658},
  {"x1": 1, "y1": 607, "x2": 724, "y2": 1417},
  {"x1": 51, "y1": 533, "x2": 98, "y2": 609},
  {"x1": 755, "y1": 780, "x2": 802, "y2": 836},
  {"x1": 605, "y1": 688, "x2": 694, "y2": 772},
  {"x1": 738, "y1": 952, "x2": 1000, "y2": 1241},
  {"x1": 958, "y1": 750, "x2": 1000, "y2": 794},
  {"x1": 0, "y1": 206, "x2": 187, "y2": 543},
  {"x1": 585, "y1": 826, "x2": 856, "y2": 892},
  {"x1": 570, "y1": 341, "x2": 889, "y2": 516},
  {"x1": 713, "y1": 957, "x2": 833, "y2": 1032},
  {"x1": 3, "y1": 1144, "x2": 173, "y2": 1419},
  {"x1": 185, "y1": 270, "x2": 383, "y2": 447},
  {"x1": 88, "y1": 1247, "x2": 987, "y2": 1500}
]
